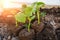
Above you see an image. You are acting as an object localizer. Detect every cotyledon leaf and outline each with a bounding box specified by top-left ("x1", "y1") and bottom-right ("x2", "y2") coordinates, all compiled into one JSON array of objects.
[
  {"x1": 15, "y1": 13, "x2": 26, "y2": 23},
  {"x1": 32, "y1": 2, "x2": 45, "y2": 10},
  {"x1": 24, "y1": 7, "x2": 32, "y2": 16}
]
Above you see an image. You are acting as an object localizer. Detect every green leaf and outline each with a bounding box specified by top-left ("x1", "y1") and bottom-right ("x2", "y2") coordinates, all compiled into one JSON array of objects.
[
  {"x1": 32, "y1": 2, "x2": 45, "y2": 10},
  {"x1": 24, "y1": 7, "x2": 33, "y2": 16},
  {"x1": 33, "y1": 2, "x2": 45, "y2": 6},
  {"x1": 40, "y1": 12, "x2": 46, "y2": 17},
  {"x1": 30, "y1": 16, "x2": 35, "y2": 20},
  {"x1": 15, "y1": 13, "x2": 26, "y2": 23}
]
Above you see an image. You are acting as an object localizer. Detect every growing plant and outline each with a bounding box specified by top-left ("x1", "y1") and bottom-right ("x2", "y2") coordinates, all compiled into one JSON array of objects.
[
  {"x1": 15, "y1": 2, "x2": 45, "y2": 32},
  {"x1": 15, "y1": 6, "x2": 35, "y2": 32},
  {"x1": 32, "y1": 2, "x2": 45, "y2": 24}
]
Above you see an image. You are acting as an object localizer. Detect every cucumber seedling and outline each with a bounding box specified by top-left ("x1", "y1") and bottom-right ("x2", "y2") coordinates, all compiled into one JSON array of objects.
[
  {"x1": 24, "y1": 7, "x2": 35, "y2": 32},
  {"x1": 32, "y1": 2, "x2": 45, "y2": 24},
  {"x1": 15, "y1": 6, "x2": 35, "y2": 32},
  {"x1": 15, "y1": 2, "x2": 45, "y2": 32}
]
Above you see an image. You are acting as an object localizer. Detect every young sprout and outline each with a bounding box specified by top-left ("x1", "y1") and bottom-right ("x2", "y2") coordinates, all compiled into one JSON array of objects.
[
  {"x1": 24, "y1": 7, "x2": 35, "y2": 32},
  {"x1": 15, "y1": 4, "x2": 27, "y2": 27},
  {"x1": 15, "y1": 6, "x2": 35, "y2": 32},
  {"x1": 15, "y1": 2, "x2": 45, "y2": 32},
  {"x1": 32, "y1": 2, "x2": 45, "y2": 24}
]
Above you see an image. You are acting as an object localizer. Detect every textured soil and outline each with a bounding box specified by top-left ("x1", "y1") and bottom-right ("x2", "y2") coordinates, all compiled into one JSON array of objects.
[{"x1": 0, "y1": 7, "x2": 60, "y2": 40}]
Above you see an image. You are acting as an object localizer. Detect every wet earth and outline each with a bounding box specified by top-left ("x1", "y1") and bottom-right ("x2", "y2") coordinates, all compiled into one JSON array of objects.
[{"x1": 0, "y1": 7, "x2": 60, "y2": 40}]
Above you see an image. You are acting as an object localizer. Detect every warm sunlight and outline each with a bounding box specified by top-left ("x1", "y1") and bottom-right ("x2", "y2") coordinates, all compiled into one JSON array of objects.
[
  {"x1": 0, "y1": 0, "x2": 22, "y2": 8},
  {"x1": 3, "y1": 0, "x2": 11, "y2": 8},
  {"x1": 0, "y1": 0, "x2": 11, "y2": 8},
  {"x1": 0, "y1": 0, "x2": 21, "y2": 17}
]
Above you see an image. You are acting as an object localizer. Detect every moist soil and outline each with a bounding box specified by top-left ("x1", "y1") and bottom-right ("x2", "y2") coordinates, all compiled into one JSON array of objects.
[
  {"x1": 19, "y1": 28, "x2": 35, "y2": 40},
  {"x1": 32, "y1": 21, "x2": 44, "y2": 32},
  {"x1": 0, "y1": 7, "x2": 60, "y2": 40}
]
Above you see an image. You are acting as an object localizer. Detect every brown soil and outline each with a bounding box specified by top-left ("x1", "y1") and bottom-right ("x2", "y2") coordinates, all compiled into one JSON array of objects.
[
  {"x1": 19, "y1": 28, "x2": 35, "y2": 40},
  {"x1": 32, "y1": 21, "x2": 44, "y2": 32},
  {"x1": 0, "y1": 7, "x2": 60, "y2": 40}
]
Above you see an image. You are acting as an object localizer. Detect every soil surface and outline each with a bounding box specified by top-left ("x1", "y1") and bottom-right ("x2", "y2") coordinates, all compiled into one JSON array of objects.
[
  {"x1": 19, "y1": 28, "x2": 35, "y2": 40},
  {"x1": 0, "y1": 7, "x2": 60, "y2": 40},
  {"x1": 32, "y1": 21, "x2": 44, "y2": 32}
]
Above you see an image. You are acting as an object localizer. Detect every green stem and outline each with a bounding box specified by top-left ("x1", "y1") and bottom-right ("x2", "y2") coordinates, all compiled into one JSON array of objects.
[
  {"x1": 37, "y1": 10, "x2": 40, "y2": 24},
  {"x1": 16, "y1": 21, "x2": 18, "y2": 27},
  {"x1": 28, "y1": 18, "x2": 31, "y2": 32}
]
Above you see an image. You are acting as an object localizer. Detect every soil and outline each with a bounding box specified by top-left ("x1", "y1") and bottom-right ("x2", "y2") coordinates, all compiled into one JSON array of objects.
[
  {"x1": 55, "y1": 17, "x2": 60, "y2": 23},
  {"x1": 32, "y1": 21, "x2": 44, "y2": 32},
  {"x1": 19, "y1": 28, "x2": 35, "y2": 40},
  {"x1": 36, "y1": 27, "x2": 57, "y2": 40},
  {"x1": 0, "y1": 7, "x2": 60, "y2": 40},
  {"x1": 56, "y1": 28, "x2": 60, "y2": 40}
]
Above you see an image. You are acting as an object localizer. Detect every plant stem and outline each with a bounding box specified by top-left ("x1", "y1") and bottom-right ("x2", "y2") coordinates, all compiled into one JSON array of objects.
[
  {"x1": 16, "y1": 21, "x2": 18, "y2": 27},
  {"x1": 37, "y1": 10, "x2": 40, "y2": 24},
  {"x1": 28, "y1": 18, "x2": 31, "y2": 32}
]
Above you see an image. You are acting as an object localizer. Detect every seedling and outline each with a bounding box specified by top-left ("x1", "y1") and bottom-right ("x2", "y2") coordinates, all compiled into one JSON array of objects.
[
  {"x1": 24, "y1": 6, "x2": 35, "y2": 32},
  {"x1": 32, "y1": 2, "x2": 45, "y2": 24},
  {"x1": 15, "y1": 2, "x2": 45, "y2": 32},
  {"x1": 15, "y1": 6, "x2": 35, "y2": 32}
]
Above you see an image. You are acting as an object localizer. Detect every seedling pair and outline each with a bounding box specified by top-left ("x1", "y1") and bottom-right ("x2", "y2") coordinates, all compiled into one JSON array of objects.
[{"x1": 15, "y1": 2, "x2": 45, "y2": 32}]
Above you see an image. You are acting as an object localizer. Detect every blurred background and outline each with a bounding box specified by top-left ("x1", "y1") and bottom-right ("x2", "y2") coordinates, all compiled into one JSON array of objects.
[
  {"x1": 0, "y1": 0, "x2": 60, "y2": 16},
  {"x1": 0, "y1": 0, "x2": 60, "y2": 8}
]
